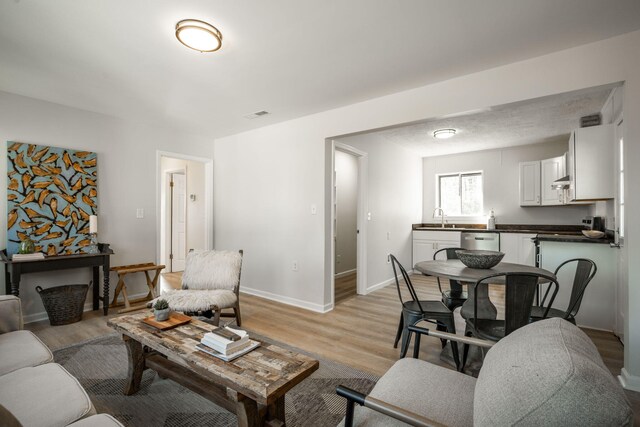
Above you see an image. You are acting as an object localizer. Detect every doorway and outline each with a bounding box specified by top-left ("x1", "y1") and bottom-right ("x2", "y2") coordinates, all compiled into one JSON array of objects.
[
  {"x1": 330, "y1": 142, "x2": 368, "y2": 307},
  {"x1": 157, "y1": 152, "x2": 213, "y2": 279},
  {"x1": 334, "y1": 150, "x2": 358, "y2": 303}
]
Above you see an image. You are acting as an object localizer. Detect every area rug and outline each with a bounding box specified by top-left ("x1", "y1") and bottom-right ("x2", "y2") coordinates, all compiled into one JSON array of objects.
[{"x1": 53, "y1": 333, "x2": 378, "y2": 426}]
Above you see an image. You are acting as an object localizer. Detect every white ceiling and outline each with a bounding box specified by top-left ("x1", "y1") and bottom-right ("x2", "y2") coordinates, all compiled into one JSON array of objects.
[
  {"x1": 1, "y1": 1, "x2": 639, "y2": 139},
  {"x1": 356, "y1": 84, "x2": 617, "y2": 157}
]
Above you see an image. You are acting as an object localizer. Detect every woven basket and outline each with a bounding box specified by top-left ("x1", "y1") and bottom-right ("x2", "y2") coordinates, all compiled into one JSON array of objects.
[{"x1": 36, "y1": 284, "x2": 89, "y2": 326}]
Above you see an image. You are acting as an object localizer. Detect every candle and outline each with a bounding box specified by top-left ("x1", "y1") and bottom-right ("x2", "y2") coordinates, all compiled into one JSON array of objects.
[{"x1": 89, "y1": 215, "x2": 98, "y2": 234}]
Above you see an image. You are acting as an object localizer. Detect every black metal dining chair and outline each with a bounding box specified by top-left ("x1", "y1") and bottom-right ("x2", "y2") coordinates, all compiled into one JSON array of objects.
[
  {"x1": 462, "y1": 271, "x2": 559, "y2": 370},
  {"x1": 389, "y1": 255, "x2": 459, "y2": 369},
  {"x1": 433, "y1": 247, "x2": 467, "y2": 311},
  {"x1": 530, "y1": 258, "x2": 597, "y2": 324}
]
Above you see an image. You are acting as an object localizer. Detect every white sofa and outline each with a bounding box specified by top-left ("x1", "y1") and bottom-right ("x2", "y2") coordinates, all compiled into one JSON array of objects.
[{"x1": 0, "y1": 295, "x2": 123, "y2": 427}]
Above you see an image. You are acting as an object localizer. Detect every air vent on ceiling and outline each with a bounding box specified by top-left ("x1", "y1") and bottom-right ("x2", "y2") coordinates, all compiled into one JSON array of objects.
[{"x1": 244, "y1": 110, "x2": 270, "y2": 119}]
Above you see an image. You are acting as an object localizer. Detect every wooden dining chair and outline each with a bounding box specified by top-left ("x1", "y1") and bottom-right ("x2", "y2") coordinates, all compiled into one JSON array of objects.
[
  {"x1": 461, "y1": 271, "x2": 559, "y2": 370},
  {"x1": 530, "y1": 258, "x2": 597, "y2": 324},
  {"x1": 389, "y1": 255, "x2": 460, "y2": 369}
]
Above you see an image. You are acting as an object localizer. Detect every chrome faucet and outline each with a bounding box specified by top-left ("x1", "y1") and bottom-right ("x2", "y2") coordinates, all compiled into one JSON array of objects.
[{"x1": 433, "y1": 207, "x2": 445, "y2": 228}]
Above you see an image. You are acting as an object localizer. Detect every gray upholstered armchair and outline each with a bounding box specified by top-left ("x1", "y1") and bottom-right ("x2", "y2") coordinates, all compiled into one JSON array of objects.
[{"x1": 337, "y1": 318, "x2": 633, "y2": 426}]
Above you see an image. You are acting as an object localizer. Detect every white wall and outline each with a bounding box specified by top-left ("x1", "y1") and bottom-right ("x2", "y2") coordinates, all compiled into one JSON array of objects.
[
  {"x1": 0, "y1": 91, "x2": 214, "y2": 322},
  {"x1": 213, "y1": 30, "x2": 640, "y2": 389},
  {"x1": 159, "y1": 156, "x2": 206, "y2": 270},
  {"x1": 336, "y1": 134, "x2": 422, "y2": 290},
  {"x1": 334, "y1": 150, "x2": 357, "y2": 275},
  {"x1": 422, "y1": 140, "x2": 590, "y2": 225}
]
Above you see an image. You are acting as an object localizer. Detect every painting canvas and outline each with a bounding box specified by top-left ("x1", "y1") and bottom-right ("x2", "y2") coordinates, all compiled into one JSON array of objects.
[{"x1": 7, "y1": 142, "x2": 98, "y2": 256}]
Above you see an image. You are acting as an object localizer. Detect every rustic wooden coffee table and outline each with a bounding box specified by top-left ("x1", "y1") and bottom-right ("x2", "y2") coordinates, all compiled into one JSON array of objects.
[{"x1": 108, "y1": 312, "x2": 319, "y2": 427}]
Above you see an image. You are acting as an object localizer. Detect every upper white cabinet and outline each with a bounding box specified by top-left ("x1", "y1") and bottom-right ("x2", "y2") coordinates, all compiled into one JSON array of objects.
[
  {"x1": 567, "y1": 124, "x2": 615, "y2": 201},
  {"x1": 519, "y1": 156, "x2": 564, "y2": 206},
  {"x1": 412, "y1": 230, "x2": 461, "y2": 267},
  {"x1": 519, "y1": 161, "x2": 541, "y2": 206}
]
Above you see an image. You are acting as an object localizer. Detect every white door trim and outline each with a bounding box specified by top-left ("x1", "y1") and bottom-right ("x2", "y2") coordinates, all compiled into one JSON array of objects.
[
  {"x1": 156, "y1": 151, "x2": 213, "y2": 267},
  {"x1": 332, "y1": 141, "x2": 368, "y2": 305}
]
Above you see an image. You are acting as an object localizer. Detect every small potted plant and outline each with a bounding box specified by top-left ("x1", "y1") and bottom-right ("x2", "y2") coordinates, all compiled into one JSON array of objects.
[{"x1": 153, "y1": 299, "x2": 170, "y2": 321}]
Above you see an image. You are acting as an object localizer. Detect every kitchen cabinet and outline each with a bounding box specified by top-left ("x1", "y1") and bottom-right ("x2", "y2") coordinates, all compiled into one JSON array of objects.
[
  {"x1": 567, "y1": 124, "x2": 615, "y2": 201},
  {"x1": 500, "y1": 233, "x2": 536, "y2": 266},
  {"x1": 519, "y1": 156, "x2": 564, "y2": 206},
  {"x1": 412, "y1": 230, "x2": 461, "y2": 267},
  {"x1": 539, "y1": 240, "x2": 616, "y2": 331}
]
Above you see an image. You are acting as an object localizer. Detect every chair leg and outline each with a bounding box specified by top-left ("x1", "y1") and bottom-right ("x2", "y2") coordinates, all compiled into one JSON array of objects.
[
  {"x1": 210, "y1": 306, "x2": 221, "y2": 326},
  {"x1": 461, "y1": 331, "x2": 472, "y2": 372},
  {"x1": 436, "y1": 322, "x2": 447, "y2": 349},
  {"x1": 412, "y1": 331, "x2": 421, "y2": 359},
  {"x1": 234, "y1": 302, "x2": 242, "y2": 326},
  {"x1": 393, "y1": 313, "x2": 404, "y2": 349},
  {"x1": 442, "y1": 318, "x2": 460, "y2": 371},
  {"x1": 400, "y1": 330, "x2": 413, "y2": 358}
]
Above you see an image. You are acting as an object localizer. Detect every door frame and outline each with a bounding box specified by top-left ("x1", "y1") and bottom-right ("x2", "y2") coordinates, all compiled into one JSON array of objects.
[
  {"x1": 330, "y1": 141, "x2": 368, "y2": 306},
  {"x1": 156, "y1": 151, "x2": 213, "y2": 267}
]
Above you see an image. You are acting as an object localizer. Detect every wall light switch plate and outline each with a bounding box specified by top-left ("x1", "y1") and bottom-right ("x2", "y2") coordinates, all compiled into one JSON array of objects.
[
  {"x1": 311, "y1": 204, "x2": 317, "y2": 215},
  {"x1": 367, "y1": 212, "x2": 372, "y2": 220},
  {"x1": 136, "y1": 208, "x2": 144, "y2": 219}
]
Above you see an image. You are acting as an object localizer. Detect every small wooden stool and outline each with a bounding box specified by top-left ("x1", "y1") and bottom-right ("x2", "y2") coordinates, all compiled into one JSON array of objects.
[{"x1": 110, "y1": 263, "x2": 165, "y2": 313}]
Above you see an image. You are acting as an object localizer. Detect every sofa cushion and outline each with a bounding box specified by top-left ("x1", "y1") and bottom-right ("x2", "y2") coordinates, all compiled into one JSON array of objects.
[
  {"x1": 0, "y1": 363, "x2": 94, "y2": 427},
  {"x1": 0, "y1": 295, "x2": 23, "y2": 333},
  {"x1": 339, "y1": 358, "x2": 475, "y2": 427},
  {"x1": 0, "y1": 330, "x2": 53, "y2": 375},
  {"x1": 474, "y1": 318, "x2": 633, "y2": 426},
  {"x1": 68, "y1": 414, "x2": 124, "y2": 427}
]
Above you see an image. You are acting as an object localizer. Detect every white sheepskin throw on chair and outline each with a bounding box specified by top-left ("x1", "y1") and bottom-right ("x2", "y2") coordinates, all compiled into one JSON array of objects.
[
  {"x1": 156, "y1": 289, "x2": 238, "y2": 312},
  {"x1": 181, "y1": 250, "x2": 242, "y2": 291}
]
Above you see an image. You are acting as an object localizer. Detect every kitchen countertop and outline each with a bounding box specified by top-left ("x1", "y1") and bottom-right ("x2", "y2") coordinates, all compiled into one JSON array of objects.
[{"x1": 412, "y1": 223, "x2": 615, "y2": 244}]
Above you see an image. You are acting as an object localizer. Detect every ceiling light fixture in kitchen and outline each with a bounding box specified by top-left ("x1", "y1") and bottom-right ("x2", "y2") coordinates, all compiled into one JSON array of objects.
[
  {"x1": 433, "y1": 128, "x2": 457, "y2": 139},
  {"x1": 175, "y1": 19, "x2": 223, "y2": 53}
]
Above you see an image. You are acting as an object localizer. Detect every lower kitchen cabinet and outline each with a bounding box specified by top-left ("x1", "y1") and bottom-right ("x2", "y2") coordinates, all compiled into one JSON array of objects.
[
  {"x1": 500, "y1": 233, "x2": 536, "y2": 266},
  {"x1": 539, "y1": 241, "x2": 616, "y2": 331},
  {"x1": 412, "y1": 230, "x2": 461, "y2": 267}
]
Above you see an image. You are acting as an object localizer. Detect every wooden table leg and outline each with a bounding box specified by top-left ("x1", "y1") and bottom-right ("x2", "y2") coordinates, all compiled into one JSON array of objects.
[
  {"x1": 92, "y1": 266, "x2": 99, "y2": 311},
  {"x1": 228, "y1": 389, "x2": 262, "y2": 427},
  {"x1": 460, "y1": 282, "x2": 497, "y2": 320},
  {"x1": 123, "y1": 335, "x2": 145, "y2": 395},
  {"x1": 266, "y1": 396, "x2": 285, "y2": 426},
  {"x1": 103, "y1": 261, "x2": 110, "y2": 315}
]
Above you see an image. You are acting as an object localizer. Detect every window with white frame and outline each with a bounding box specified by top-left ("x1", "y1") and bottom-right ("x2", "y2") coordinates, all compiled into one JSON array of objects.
[{"x1": 437, "y1": 171, "x2": 483, "y2": 216}]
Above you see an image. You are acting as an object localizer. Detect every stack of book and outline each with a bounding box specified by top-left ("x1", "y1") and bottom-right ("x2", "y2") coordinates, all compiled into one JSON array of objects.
[
  {"x1": 12, "y1": 253, "x2": 45, "y2": 261},
  {"x1": 197, "y1": 326, "x2": 259, "y2": 362}
]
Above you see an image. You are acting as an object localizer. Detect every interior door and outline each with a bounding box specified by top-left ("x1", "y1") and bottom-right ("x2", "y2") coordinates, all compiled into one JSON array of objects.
[{"x1": 171, "y1": 173, "x2": 187, "y2": 272}]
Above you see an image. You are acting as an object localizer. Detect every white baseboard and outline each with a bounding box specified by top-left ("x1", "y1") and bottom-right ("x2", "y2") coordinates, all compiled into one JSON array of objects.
[
  {"x1": 619, "y1": 368, "x2": 640, "y2": 392},
  {"x1": 241, "y1": 287, "x2": 333, "y2": 313},
  {"x1": 364, "y1": 270, "x2": 413, "y2": 294},
  {"x1": 23, "y1": 291, "x2": 150, "y2": 324},
  {"x1": 334, "y1": 268, "x2": 356, "y2": 279}
]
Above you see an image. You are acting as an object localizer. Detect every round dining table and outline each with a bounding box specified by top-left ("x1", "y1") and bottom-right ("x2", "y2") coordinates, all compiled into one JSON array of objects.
[{"x1": 413, "y1": 259, "x2": 556, "y2": 321}]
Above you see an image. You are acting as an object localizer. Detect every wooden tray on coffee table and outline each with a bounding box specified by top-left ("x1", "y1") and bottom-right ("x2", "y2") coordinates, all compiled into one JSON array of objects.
[{"x1": 142, "y1": 312, "x2": 191, "y2": 330}]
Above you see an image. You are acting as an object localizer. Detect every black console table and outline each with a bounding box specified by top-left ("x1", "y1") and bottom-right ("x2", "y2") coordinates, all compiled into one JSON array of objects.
[{"x1": 1, "y1": 244, "x2": 114, "y2": 315}]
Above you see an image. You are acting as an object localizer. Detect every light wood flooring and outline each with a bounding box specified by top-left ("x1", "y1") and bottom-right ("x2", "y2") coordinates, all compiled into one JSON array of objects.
[
  {"x1": 334, "y1": 271, "x2": 357, "y2": 304},
  {"x1": 25, "y1": 272, "x2": 639, "y2": 421}
]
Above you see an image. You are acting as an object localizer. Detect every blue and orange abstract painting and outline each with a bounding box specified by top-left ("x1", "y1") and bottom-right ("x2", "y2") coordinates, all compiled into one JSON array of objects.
[{"x1": 6, "y1": 142, "x2": 98, "y2": 256}]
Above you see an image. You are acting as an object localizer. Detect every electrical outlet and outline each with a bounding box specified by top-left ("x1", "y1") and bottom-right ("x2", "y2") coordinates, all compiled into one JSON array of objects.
[
  {"x1": 337, "y1": 254, "x2": 341, "y2": 264},
  {"x1": 387, "y1": 232, "x2": 391, "y2": 240},
  {"x1": 136, "y1": 208, "x2": 144, "y2": 218},
  {"x1": 292, "y1": 261, "x2": 299, "y2": 272},
  {"x1": 387, "y1": 254, "x2": 391, "y2": 264}
]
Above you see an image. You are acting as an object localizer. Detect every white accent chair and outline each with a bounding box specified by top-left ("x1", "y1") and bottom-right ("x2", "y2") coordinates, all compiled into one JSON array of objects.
[{"x1": 155, "y1": 249, "x2": 243, "y2": 326}]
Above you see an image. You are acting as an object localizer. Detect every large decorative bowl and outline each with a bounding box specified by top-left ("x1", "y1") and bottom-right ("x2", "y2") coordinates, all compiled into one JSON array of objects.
[
  {"x1": 455, "y1": 250, "x2": 505, "y2": 269},
  {"x1": 582, "y1": 230, "x2": 605, "y2": 239}
]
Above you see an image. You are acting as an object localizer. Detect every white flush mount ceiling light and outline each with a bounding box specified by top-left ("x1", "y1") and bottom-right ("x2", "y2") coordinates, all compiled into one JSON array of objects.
[
  {"x1": 433, "y1": 128, "x2": 457, "y2": 139},
  {"x1": 175, "y1": 19, "x2": 222, "y2": 53}
]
